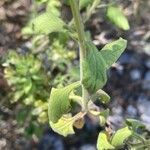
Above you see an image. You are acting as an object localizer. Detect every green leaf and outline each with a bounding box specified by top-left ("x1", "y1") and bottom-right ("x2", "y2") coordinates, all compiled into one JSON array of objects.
[
  {"x1": 107, "y1": 5, "x2": 130, "y2": 30},
  {"x1": 32, "y1": 12, "x2": 66, "y2": 34},
  {"x1": 35, "y1": 0, "x2": 48, "y2": 3},
  {"x1": 46, "y1": 0, "x2": 61, "y2": 16},
  {"x1": 97, "y1": 132, "x2": 115, "y2": 150},
  {"x1": 82, "y1": 41, "x2": 107, "y2": 93},
  {"x1": 24, "y1": 79, "x2": 32, "y2": 94},
  {"x1": 111, "y1": 127, "x2": 132, "y2": 147},
  {"x1": 99, "y1": 109, "x2": 110, "y2": 126},
  {"x1": 48, "y1": 82, "x2": 80, "y2": 123},
  {"x1": 50, "y1": 112, "x2": 85, "y2": 137},
  {"x1": 79, "y1": 0, "x2": 92, "y2": 10},
  {"x1": 94, "y1": 89, "x2": 110, "y2": 104},
  {"x1": 82, "y1": 38, "x2": 127, "y2": 93},
  {"x1": 100, "y1": 38, "x2": 127, "y2": 69},
  {"x1": 126, "y1": 119, "x2": 145, "y2": 131}
]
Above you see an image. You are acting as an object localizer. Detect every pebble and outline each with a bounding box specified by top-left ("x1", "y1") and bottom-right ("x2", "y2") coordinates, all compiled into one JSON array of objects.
[
  {"x1": 144, "y1": 71, "x2": 150, "y2": 81},
  {"x1": 80, "y1": 144, "x2": 96, "y2": 150},
  {"x1": 130, "y1": 69, "x2": 142, "y2": 80},
  {"x1": 108, "y1": 115, "x2": 123, "y2": 128},
  {"x1": 112, "y1": 106, "x2": 123, "y2": 115},
  {"x1": 0, "y1": 138, "x2": 6, "y2": 149},
  {"x1": 118, "y1": 52, "x2": 137, "y2": 65},
  {"x1": 38, "y1": 134, "x2": 64, "y2": 150},
  {"x1": 143, "y1": 43, "x2": 150, "y2": 56},
  {"x1": 137, "y1": 97, "x2": 150, "y2": 115},
  {"x1": 145, "y1": 59, "x2": 150, "y2": 68},
  {"x1": 126, "y1": 105, "x2": 138, "y2": 117},
  {"x1": 142, "y1": 71, "x2": 150, "y2": 89}
]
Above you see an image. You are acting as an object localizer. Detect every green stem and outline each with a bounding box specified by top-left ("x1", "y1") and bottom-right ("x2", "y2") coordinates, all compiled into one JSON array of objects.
[{"x1": 70, "y1": 0, "x2": 89, "y2": 111}]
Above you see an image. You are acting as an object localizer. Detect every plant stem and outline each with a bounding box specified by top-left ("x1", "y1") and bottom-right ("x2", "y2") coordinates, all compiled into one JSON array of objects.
[{"x1": 70, "y1": 0, "x2": 89, "y2": 111}]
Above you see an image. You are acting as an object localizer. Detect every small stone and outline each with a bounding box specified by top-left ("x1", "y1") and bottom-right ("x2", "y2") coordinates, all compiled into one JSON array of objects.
[
  {"x1": 143, "y1": 43, "x2": 150, "y2": 56},
  {"x1": 118, "y1": 52, "x2": 136, "y2": 65},
  {"x1": 137, "y1": 97, "x2": 150, "y2": 115},
  {"x1": 80, "y1": 144, "x2": 96, "y2": 150},
  {"x1": 144, "y1": 71, "x2": 150, "y2": 81},
  {"x1": 112, "y1": 106, "x2": 123, "y2": 115},
  {"x1": 38, "y1": 134, "x2": 64, "y2": 150},
  {"x1": 108, "y1": 115, "x2": 123, "y2": 128},
  {"x1": 130, "y1": 69, "x2": 142, "y2": 80},
  {"x1": 145, "y1": 59, "x2": 150, "y2": 68},
  {"x1": 126, "y1": 105, "x2": 138, "y2": 117},
  {"x1": 142, "y1": 71, "x2": 150, "y2": 89},
  {"x1": 0, "y1": 138, "x2": 6, "y2": 148}
]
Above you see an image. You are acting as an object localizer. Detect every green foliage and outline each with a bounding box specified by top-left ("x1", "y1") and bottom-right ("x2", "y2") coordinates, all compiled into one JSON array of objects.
[
  {"x1": 46, "y1": 0, "x2": 61, "y2": 16},
  {"x1": 3, "y1": 51, "x2": 48, "y2": 104},
  {"x1": 79, "y1": 0, "x2": 92, "y2": 10},
  {"x1": 107, "y1": 5, "x2": 130, "y2": 30},
  {"x1": 100, "y1": 38, "x2": 127, "y2": 69},
  {"x1": 97, "y1": 132, "x2": 115, "y2": 150},
  {"x1": 111, "y1": 127, "x2": 132, "y2": 147},
  {"x1": 50, "y1": 112, "x2": 85, "y2": 137},
  {"x1": 48, "y1": 81, "x2": 80, "y2": 123},
  {"x1": 3, "y1": 0, "x2": 149, "y2": 149},
  {"x1": 31, "y1": 12, "x2": 66, "y2": 34},
  {"x1": 82, "y1": 41, "x2": 107, "y2": 93},
  {"x1": 99, "y1": 109, "x2": 109, "y2": 126},
  {"x1": 82, "y1": 38, "x2": 127, "y2": 94}
]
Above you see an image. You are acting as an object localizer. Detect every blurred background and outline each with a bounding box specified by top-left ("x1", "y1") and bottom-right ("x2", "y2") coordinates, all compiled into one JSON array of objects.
[{"x1": 0, "y1": 0, "x2": 150, "y2": 149}]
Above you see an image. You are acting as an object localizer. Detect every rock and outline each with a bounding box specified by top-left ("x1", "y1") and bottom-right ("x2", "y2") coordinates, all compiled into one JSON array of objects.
[
  {"x1": 144, "y1": 71, "x2": 150, "y2": 81},
  {"x1": 130, "y1": 69, "x2": 142, "y2": 80},
  {"x1": 38, "y1": 134, "x2": 64, "y2": 150},
  {"x1": 137, "y1": 96, "x2": 150, "y2": 115},
  {"x1": 112, "y1": 106, "x2": 123, "y2": 115},
  {"x1": 0, "y1": 138, "x2": 6, "y2": 149},
  {"x1": 126, "y1": 105, "x2": 138, "y2": 117},
  {"x1": 145, "y1": 59, "x2": 150, "y2": 69},
  {"x1": 142, "y1": 71, "x2": 150, "y2": 89},
  {"x1": 143, "y1": 43, "x2": 150, "y2": 56},
  {"x1": 108, "y1": 115, "x2": 123, "y2": 128},
  {"x1": 118, "y1": 52, "x2": 137, "y2": 65},
  {"x1": 80, "y1": 144, "x2": 96, "y2": 150}
]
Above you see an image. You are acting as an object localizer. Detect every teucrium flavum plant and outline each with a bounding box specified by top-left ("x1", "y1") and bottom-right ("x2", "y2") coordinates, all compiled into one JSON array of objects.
[
  {"x1": 3, "y1": 0, "x2": 150, "y2": 148},
  {"x1": 47, "y1": 0, "x2": 150, "y2": 149}
]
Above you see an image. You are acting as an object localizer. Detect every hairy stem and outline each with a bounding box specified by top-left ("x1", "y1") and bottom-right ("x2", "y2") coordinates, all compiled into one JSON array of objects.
[{"x1": 70, "y1": 0, "x2": 89, "y2": 111}]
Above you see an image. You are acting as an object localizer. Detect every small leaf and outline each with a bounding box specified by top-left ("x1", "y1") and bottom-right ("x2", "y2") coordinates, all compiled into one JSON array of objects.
[
  {"x1": 126, "y1": 119, "x2": 145, "y2": 131},
  {"x1": 12, "y1": 90, "x2": 24, "y2": 102},
  {"x1": 99, "y1": 109, "x2": 110, "y2": 126},
  {"x1": 79, "y1": 0, "x2": 92, "y2": 10},
  {"x1": 107, "y1": 5, "x2": 130, "y2": 30},
  {"x1": 50, "y1": 112, "x2": 85, "y2": 137},
  {"x1": 32, "y1": 12, "x2": 66, "y2": 34},
  {"x1": 48, "y1": 82, "x2": 80, "y2": 123},
  {"x1": 46, "y1": 0, "x2": 61, "y2": 16},
  {"x1": 100, "y1": 38, "x2": 127, "y2": 69},
  {"x1": 23, "y1": 95, "x2": 34, "y2": 105},
  {"x1": 111, "y1": 127, "x2": 132, "y2": 147},
  {"x1": 97, "y1": 132, "x2": 115, "y2": 150},
  {"x1": 93, "y1": 89, "x2": 110, "y2": 104},
  {"x1": 24, "y1": 79, "x2": 32, "y2": 94}
]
